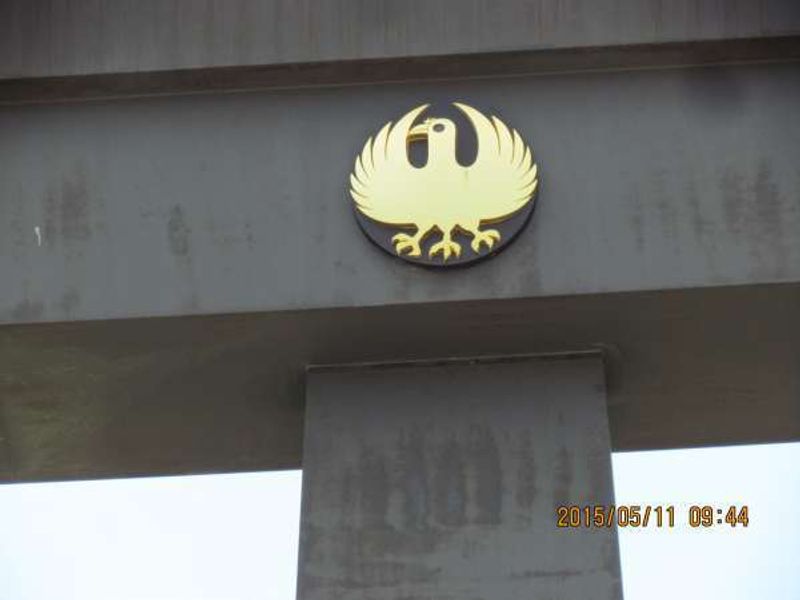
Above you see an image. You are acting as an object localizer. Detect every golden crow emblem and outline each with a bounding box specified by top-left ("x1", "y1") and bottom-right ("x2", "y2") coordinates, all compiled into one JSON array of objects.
[{"x1": 350, "y1": 103, "x2": 538, "y2": 265}]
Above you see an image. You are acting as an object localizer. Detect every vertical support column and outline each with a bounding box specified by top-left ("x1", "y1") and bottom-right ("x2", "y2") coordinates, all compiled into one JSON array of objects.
[
  {"x1": 298, "y1": 355, "x2": 622, "y2": 600},
  {"x1": 0, "y1": 403, "x2": 14, "y2": 480}
]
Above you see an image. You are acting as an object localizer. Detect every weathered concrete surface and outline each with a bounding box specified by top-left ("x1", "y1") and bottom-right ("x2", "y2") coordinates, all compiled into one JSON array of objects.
[
  {"x1": 2, "y1": 62, "x2": 800, "y2": 325},
  {"x1": 299, "y1": 356, "x2": 620, "y2": 600},
  {"x1": 1, "y1": 6, "x2": 798, "y2": 488},
  {"x1": 1, "y1": 282, "x2": 797, "y2": 483},
  {"x1": 2, "y1": 0, "x2": 798, "y2": 80},
  {"x1": 3, "y1": 37, "x2": 800, "y2": 107}
]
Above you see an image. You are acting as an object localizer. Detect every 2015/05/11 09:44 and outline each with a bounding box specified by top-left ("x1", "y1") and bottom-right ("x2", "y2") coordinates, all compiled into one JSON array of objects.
[{"x1": 556, "y1": 505, "x2": 749, "y2": 528}]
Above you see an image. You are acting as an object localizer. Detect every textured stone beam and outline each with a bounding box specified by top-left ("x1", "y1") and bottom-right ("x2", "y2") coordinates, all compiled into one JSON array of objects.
[{"x1": 2, "y1": 0, "x2": 798, "y2": 80}]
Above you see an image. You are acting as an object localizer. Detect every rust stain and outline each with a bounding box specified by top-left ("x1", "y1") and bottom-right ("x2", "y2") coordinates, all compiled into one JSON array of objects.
[
  {"x1": 59, "y1": 171, "x2": 92, "y2": 242},
  {"x1": 396, "y1": 429, "x2": 430, "y2": 531},
  {"x1": 720, "y1": 165, "x2": 746, "y2": 236},
  {"x1": 551, "y1": 443, "x2": 574, "y2": 509},
  {"x1": 653, "y1": 169, "x2": 678, "y2": 244},
  {"x1": 167, "y1": 205, "x2": 191, "y2": 257},
  {"x1": 751, "y1": 160, "x2": 788, "y2": 278},
  {"x1": 8, "y1": 299, "x2": 44, "y2": 321},
  {"x1": 685, "y1": 175, "x2": 717, "y2": 273},
  {"x1": 357, "y1": 442, "x2": 389, "y2": 526},
  {"x1": 468, "y1": 424, "x2": 502, "y2": 525},
  {"x1": 432, "y1": 438, "x2": 466, "y2": 527},
  {"x1": 43, "y1": 165, "x2": 94, "y2": 248},
  {"x1": 721, "y1": 161, "x2": 790, "y2": 278},
  {"x1": 626, "y1": 184, "x2": 646, "y2": 253},
  {"x1": 57, "y1": 289, "x2": 80, "y2": 317},
  {"x1": 514, "y1": 430, "x2": 538, "y2": 518}
]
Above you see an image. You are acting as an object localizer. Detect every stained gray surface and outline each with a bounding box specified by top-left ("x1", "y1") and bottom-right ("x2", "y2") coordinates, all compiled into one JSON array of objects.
[
  {"x1": 1, "y1": 282, "x2": 797, "y2": 484},
  {"x1": 299, "y1": 356, "x2": 621, "y2": 600},
  {"x1": 3, "y1": 37, "x2": 800, "y2": 108},
  {"x1": 1, "y1": 8, "x2": 799, "y2": 488},
  {"x1": 2, "y1": 0, "x2": 798, "y2": 80},
  {"x1": 2, "y1": 62, "x2": 800, "y2": 325}
]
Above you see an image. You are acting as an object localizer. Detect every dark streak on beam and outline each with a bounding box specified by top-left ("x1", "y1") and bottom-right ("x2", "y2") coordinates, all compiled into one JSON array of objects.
[{"x1": 1, "y1": 36, "x2": 799, "y2": 106}]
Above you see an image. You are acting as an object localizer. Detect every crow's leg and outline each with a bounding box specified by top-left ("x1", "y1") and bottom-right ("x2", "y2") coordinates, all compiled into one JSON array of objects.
[
  {"x1": 392, "y1": 223, "x2": 432, "y2": 257},
  {"x1": 463, "y1": 222, "x2": 501, "y2": 253},
  {"x1": 428, "y1": 227, "x2": 462, "y2": 261}
]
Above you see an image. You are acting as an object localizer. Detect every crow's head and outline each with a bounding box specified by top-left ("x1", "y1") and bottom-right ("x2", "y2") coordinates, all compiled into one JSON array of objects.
[{"x1": 408, "y1": 117, "x2": 458, "y2": 165}]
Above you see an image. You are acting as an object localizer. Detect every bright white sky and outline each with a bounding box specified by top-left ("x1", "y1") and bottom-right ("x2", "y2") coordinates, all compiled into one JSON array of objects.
[{"x1": 1, "y1": 442, "x2": 798, "y2": 600}]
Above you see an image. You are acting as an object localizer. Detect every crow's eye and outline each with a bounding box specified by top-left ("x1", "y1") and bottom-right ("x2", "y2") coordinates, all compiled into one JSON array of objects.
[{"x1": 432, "y1": 123, "x2": 445, "y2": 133}]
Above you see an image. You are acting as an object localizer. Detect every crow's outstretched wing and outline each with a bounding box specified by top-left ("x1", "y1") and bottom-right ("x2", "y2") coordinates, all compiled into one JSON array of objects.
[
  {"x1": 454, "y1": 102, "x2": 538, "y2": 223},
  {"x1": 349, "y1": 104, "x2": 429, "y2": 226}
]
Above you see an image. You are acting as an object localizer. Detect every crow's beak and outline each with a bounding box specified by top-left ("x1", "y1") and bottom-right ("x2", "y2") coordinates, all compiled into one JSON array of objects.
[{"x1": 408, "y1": 121, "x2": 429, "y2": 142}]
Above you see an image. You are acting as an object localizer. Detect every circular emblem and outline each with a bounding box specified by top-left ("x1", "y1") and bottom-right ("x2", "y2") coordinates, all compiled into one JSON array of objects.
[{"x1": 349, "y1": 102, "x2": 539, "y2": 267}]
